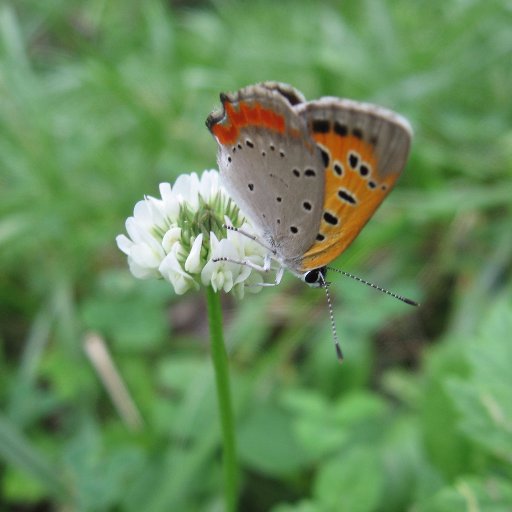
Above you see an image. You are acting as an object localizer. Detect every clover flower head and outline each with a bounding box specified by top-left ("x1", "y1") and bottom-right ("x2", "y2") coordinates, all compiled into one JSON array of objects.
[{"x1": 116, "y1": 170, "x2": 272, "y2": 298}]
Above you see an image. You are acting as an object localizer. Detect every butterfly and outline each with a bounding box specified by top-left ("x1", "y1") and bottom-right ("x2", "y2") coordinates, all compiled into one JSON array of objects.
[{"x1": 206, "y1": 82, "x2": 415, "y2": 358}]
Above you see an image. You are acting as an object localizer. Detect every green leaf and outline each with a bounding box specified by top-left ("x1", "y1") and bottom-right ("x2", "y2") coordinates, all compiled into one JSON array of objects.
[
  {"x1": 238, "y1": 401, "x2": 313, "y2": 476},
  {"x1": 380, "y1": 414, "x2": 430, "y2": 512},
  {"x1": 62, "y1": 421, "x2": 147, "y2": 511},
  {"x1": 283, "y1": 389, "x2": 388, "y2": 457},
  {"x1": 419, "y1": 340, "x2": 474, "y2": 479},
  {"x1": 271, "y1": 500, "x2": 320, "y2": 512},
  {"x1": 155, "y1": 355, "x2": 217, "y2": 441},
  {"x1": 313, "y1": 447, "x2": 384, "y2": 512},
  {"x1": 417, "y1": 476, "x2": 512, "y2": 512},
  {"x1": 3, "y1": 465, "x2": 47, "y2": 502},
  {"x1": 0, "y1": 414, "x2": 68, "y2": 500},
  {"x1": 80, "y1": 272, "x2": 171, "y2": 352},
  {"x1": 282, "y1": 388, "x2": 347, "y2": 456},
  {"x1": 446, "y1": 296, "x2": 512, "y2": 462}
]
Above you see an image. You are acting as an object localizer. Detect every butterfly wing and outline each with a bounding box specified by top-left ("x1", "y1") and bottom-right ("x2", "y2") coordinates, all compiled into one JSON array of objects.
[
  {"x1": 206, "y1": 83, "x2": 326, "y2": 264},
  {"x1": 295, "y1": 98, "x2": 412, "y2": 272}
]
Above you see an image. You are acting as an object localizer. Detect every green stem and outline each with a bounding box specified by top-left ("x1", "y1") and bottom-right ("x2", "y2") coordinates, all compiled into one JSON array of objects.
[{"x1": 206, "y1": 286, "x2": 238, "y2": 512}]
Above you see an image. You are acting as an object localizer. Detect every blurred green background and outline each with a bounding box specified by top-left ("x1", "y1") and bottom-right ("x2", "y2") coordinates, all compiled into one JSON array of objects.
[{"x1": 1, "y1": 0, "x2": 512, "y2": 511}]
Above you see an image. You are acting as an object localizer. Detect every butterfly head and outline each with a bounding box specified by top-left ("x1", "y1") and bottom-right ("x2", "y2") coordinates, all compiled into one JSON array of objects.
[{"x1": 302, "y1": 266, "x2": 328, "y2": 288}]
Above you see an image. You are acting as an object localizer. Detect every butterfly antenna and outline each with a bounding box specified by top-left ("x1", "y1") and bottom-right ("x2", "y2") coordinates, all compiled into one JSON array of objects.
[
  {"x1": 326, "y1": 267, "x2": 419, "y2": 307},
  {"x1": 319, "y1": 273, "x2": 343, "y2": 362}
]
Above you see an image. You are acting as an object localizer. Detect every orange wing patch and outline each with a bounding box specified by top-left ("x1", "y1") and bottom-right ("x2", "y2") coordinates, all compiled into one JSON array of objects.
[
  {"x1": 211, "y1": 100, "x2": 286, "y2": 145},
  {"x1": 299, "y1": 130, "x2": 399, "y2": 272}
]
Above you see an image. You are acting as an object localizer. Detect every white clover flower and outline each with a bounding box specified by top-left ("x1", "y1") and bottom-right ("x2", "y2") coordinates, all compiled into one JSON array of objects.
[{"x1": 116, "y1": 170, "x2": 273, "y2": 297}]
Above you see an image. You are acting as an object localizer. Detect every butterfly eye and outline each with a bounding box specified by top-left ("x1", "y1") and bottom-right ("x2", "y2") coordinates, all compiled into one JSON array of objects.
[{"x1": 303, "y1": 267, "x2": 327, "y2": 286}]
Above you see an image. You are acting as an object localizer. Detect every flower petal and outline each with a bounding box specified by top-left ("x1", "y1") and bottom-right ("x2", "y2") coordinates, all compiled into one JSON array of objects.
[
  {"x1": 116, "y1": 234, "x2": 133, "y2": 255},
  {"x1": 185, "y1": 233, "x2": 204, "y2": 273}
]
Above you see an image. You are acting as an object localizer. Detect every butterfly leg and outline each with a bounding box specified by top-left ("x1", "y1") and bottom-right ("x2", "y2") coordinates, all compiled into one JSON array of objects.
[
  {"x1": 223, "y1": 225, "x2": 276, "y2": 255},
  {"x1": 253, "y1": 265, "x2": 284, "y2": 287},
  {"x1": 245, "y1": 254, "x2": 285, "y2": 287},
  {"x1": 212, "y1": 256, "x2": 269, "y2": 273},
  {"x1": 211, "y1": 253, "x2": 284, "y2": 287}
]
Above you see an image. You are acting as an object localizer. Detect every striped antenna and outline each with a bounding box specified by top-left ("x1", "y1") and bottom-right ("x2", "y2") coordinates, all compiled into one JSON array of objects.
[
  {"x1": 326, "y1": 267, "x2": 419, "y2": 307},
  {"x1": 319, "y1": 273, "x2": 343, "y2": 362}
]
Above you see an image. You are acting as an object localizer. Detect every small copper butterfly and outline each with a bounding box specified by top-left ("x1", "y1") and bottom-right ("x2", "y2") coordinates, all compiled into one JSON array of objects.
[{"x1": 206, "y1": 82, "x2": 415, "y2": 358}]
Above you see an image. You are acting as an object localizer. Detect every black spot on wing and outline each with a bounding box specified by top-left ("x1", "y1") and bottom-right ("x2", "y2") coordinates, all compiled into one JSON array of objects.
[
  {"x1": 323, "y1": 212, "x2": 338, "y2": 225},
  {"x1": 334, "y1": 122, "x2": 348, "y2": 137},
  {"x1": 352, "y1": 128, "x2": 363, "y2": 139},
  {"x1": 348, "y1": 152, "x2": 359, "y2": 169},
  {"x1": 312, "y1": 119, "x2": 330, "y2": 133},
  {"x1": 338, "y1": 189, "x2": 357, "y2": 205}
]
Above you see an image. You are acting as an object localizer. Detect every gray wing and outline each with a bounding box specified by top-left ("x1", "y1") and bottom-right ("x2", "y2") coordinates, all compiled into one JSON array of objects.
[{"x1": 206, "y1": 83, "x2": 325, "y2": 261}]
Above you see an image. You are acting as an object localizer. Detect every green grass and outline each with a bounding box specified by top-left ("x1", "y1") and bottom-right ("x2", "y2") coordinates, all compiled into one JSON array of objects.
[{"x1": 1, "y1": 0, "x2": 512, "y2": 510}]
